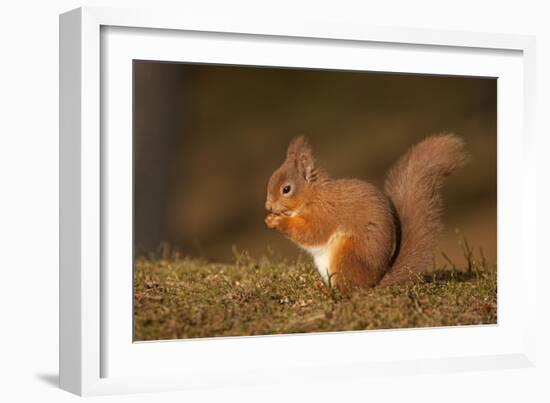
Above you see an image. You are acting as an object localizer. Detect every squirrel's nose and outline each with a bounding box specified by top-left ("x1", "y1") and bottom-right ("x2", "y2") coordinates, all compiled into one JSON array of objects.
[{"x1": 265, "y1": 200, "x2": 272, "y2": 212}]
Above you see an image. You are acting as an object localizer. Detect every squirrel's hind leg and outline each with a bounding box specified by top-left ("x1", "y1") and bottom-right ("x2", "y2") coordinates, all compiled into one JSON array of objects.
[{"x1": 329, "y1": 237, "x2": 382, "y2": 292}]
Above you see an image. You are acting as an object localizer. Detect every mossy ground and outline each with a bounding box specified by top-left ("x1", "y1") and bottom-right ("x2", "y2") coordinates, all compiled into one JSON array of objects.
[{"x1": 134, "y1": 245, "x2": 496, "y2": 341}]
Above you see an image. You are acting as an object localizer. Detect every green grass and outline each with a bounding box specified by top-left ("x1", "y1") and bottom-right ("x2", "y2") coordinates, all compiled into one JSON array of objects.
[{"x1": 134, "y1": 246, "x2": 497, "y2": 341}]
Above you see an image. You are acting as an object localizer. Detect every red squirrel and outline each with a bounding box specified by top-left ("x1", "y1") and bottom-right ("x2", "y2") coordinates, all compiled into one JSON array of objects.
[{"x1": 265, "y1": 134, "x2": 466, "y2": 292}]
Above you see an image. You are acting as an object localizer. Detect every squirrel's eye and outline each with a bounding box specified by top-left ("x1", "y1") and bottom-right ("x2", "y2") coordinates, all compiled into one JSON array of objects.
[{"x1": 282, "y1": 185, "x2": 291, "y2": 195}]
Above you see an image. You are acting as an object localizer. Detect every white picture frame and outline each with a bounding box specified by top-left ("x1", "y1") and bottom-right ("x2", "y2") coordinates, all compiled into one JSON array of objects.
[{"x1": 59, "y1": 6, "x2": 537, "y2": 396}]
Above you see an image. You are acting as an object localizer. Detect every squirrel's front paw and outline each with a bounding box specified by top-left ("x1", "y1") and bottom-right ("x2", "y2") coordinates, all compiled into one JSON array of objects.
[{"x1": 265, "y1": 213, "x2": 282, "y2": 229}]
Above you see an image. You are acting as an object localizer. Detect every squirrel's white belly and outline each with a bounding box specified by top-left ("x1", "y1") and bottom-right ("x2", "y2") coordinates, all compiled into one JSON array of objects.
[
  {"x1": 303, "y1": 232, "x2": 344, "y2": 286},
  {"x1": 305, "y1": 244, "x2": 332, "y2": 285}
]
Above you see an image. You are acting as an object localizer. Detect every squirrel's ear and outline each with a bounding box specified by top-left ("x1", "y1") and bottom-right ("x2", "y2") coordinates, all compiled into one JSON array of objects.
[{"x1": 286, "y1": 136, "x2": 319, "y2": 183}]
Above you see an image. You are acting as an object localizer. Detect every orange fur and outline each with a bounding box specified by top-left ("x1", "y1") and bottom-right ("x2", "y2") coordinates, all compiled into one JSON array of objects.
[
  {"x1": 329, "y1": 236, "x2": 383, "y2": 292},
  {"x1": 265, "y1": 213, "x2": 320, "y2": 245}
]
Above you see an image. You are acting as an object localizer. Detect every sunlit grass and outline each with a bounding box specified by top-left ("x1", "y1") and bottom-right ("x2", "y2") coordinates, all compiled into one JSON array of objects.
[{"x1": 134, "y1": 242, "x2": 496, "y2": 341}]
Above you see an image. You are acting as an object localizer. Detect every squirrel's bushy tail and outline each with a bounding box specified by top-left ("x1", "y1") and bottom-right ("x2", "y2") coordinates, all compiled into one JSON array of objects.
[{"x1": 380, "y1": 134, "x2": 467, "y2": 286}]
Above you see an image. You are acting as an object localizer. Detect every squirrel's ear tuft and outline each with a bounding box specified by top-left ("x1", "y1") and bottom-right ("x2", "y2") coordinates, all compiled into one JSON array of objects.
[
  {"x1": 286, "y1": 135, "x2": 308, "y2": 159},
  {"x1": 286, "y1": 135, "x2": 320, "y2": 183}
]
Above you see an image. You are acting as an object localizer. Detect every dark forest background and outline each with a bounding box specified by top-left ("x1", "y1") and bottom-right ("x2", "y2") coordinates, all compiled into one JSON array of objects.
[{"x1": 133, "y1": 61, "x2": 496, "y2": 266}]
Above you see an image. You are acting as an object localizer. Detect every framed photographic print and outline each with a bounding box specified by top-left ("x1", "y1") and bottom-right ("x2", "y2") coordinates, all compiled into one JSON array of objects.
[{"x1": 59, "y1": 6, "x2": 537, "y2": 396}]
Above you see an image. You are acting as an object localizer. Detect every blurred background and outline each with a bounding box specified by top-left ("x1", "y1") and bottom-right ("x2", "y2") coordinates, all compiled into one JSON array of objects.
[{"x1": 134, "y1": 61, "x2": 496, "y2": 267}]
